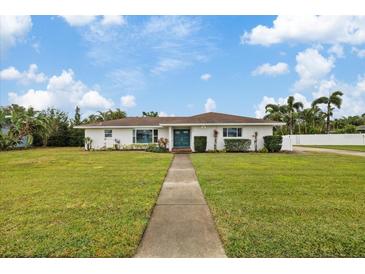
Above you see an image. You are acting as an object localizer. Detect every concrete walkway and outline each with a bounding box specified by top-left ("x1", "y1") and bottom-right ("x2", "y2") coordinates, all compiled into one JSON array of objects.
[
  {"x1": 135, "y1": 154, "x2": 226, "y2": 258},
  {"x1": 294, "y1": 146, "x2": 365, "y2": 157}
]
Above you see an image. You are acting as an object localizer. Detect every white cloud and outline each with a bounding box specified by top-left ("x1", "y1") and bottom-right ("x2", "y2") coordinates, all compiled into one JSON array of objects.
[
  {"x1": 0, "y1": 67, "x2": 21, "y2": 80},
  {"x1": 8, "y1": 89, "x2": 52, "y2": 110},
  {"x1": 79, "y1": 91, "x2": 113, "y2": 109},
  {"x1": 32, "y1": 42, "x2": 40, "y2": 53},
  {"x1": 0, "y1": 16, "x2": 32, "y2": 54},
  {"x1": 108, "y1": 68, "x2": 145, "y2": 91},
  {"x1": 120, "y1": 95, "x2": 136, "y2": 108},
  {"x1": 312, "y1": 77, "x2": 365, "y2": 116},
  {"x1": 242, "y1": 16, "x2": 365, "y2": 46},
  {"x1": 62, "y1": 16, "x2": 125, "y2": 28},
  {"x1": 200, "y1": 73, "x2": 212, "y2": 81},
  {"x1": 100, "y1": 16, "x2": 126, "y2": 26},
  {"x1": 252, "y1": 62, "x2": 289, "y2": 76},
  {"x1": 0, "y1": 64, "x2": 47, "y2": 84},
  {"x1": 352, "y1": 47, "x2": 365, "y2": 58},
  {"x1": 204, "y1": 98, "x2": 216, "y2": 112},
  {"x1": 61, "y1": 16, "x2": 97, "y2": 27},
  {"x1": 294, "y1": 48, "x2": 335, "y2": 90},
  {"x1": 256, "y1": 75, "x2": 365, "y2": 119},
  {"x1": 312, "y1": 77, "x2": 338, "y2": 98},
  {"x1": 356, "y1": 75, "x2": 365, "y2": 92},
  {"x1": 255, "y1": 93, "x2": 311, "y2": 118},
  {"x1": 328, "y1": 44, "x2": 344, "y2": 58},
  {"x1": 151, "y1": 58, "x2": 189, "y2": 74},
  {"x1": 159, "y1": 111, "x2": 175, "y2": 117},
  {"x1": 142, "y1": 16, "x2": 211, "y2": 75},
  {"x1": 144, "y1": 16, "x2": 200, "y2": 38},
  {"x1": 70, "y1": 15, "x2": 210, "y2": 74},
  {"x1": 8, "y1": 69, "x2": 113, "y2": 112}
]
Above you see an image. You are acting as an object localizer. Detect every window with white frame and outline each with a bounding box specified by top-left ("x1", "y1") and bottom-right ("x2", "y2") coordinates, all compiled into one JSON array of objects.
[
  {"x1": 153, "y1": 129, "x2": 158, "y2": 143},
  {"x1": 223, "y1": 128, "x2": 242, "y2": 137},
  {"x1": 132, "y1": 129, "x2": 158, "y2": 144},
  {"x1": 104, "y1": 129, "x2": 112, "y2": 138}
]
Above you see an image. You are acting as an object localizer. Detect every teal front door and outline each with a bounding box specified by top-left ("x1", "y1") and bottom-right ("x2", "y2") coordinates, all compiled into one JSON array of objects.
[{"x1": 173, "y1": 129, "x2": 190, "y2": 148}]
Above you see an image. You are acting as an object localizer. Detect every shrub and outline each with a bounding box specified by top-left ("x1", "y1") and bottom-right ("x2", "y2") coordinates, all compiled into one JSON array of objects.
[
  {"x1": 146, "y1": 144, "x2": 168, "y2": 153},
  {"x1": 84, "y1": 137, "x2": 93, "y2": 151},
  {"x1": 259, "y1": 147, "x2": 269, "y2": 153},
  {"x1": 263, "y1": 135, "x2": 282, "y2": 152},
  {"x1": 335, "y1": 124, "x2": 357, "y2": 133},
  {"x1": 224, "y1": 139, "x2": 251, "y2": 152},
  {"x1": 114, "y1": 139, "x2": 121, "y2": 150},
  {"x1": 157, "y1": 137, "x2": 169, "y2": 149},
  {"x1": 194, "y1": 136, "x2": 207, "y2": 152},
  {"x1": 120, "y1": 144, "x2": 149, "y2": 150}
]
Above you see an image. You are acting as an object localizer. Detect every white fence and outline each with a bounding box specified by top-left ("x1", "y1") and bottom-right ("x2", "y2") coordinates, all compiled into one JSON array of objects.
[{"x1": 281, "y1": 134, "x2": 365, "y2": 151}]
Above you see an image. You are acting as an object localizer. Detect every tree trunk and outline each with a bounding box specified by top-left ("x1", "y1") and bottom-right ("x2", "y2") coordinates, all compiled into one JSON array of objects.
[
  {"x1": 42, "y1": 135, "x2": 48, "y2": 147},
  {"x1": 289, "y1": 111, "x2": 293, "y2": 135},
  {"x1": 326, "y1": 103, "x2": 330, "y2": 134}
]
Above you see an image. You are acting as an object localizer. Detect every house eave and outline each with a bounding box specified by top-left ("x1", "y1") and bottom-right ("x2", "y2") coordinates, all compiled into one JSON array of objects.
[
  {"x1": 74, "y1": 125, "x2": 164, "y2": 129},
  {"x1": 159, "y1": 122, "x2": 286, "y2": 126},
  {"x1": 75, "y1": 122, "x2": 285, "y2": 129}
]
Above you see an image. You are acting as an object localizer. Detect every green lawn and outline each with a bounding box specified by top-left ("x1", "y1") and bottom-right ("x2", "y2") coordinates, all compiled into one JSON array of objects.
[
  {"x1": 191, "y1": 153, "x2": 365, "y2": 257},
  {"x1": 297, "y1": 145, "x2": 365, "y2": 152},
  {"x1": 0, "y1": 148, "x2": 172, "y2": 257}
]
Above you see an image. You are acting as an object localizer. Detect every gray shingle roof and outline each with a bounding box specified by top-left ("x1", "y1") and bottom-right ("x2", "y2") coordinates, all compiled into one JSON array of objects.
[{"x1": 78, "y1": 112, "x2": 281, "y2": 127}]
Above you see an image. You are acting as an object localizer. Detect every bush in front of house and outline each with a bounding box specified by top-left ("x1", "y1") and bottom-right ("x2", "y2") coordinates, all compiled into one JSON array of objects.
[
  {"x1": 224, "y1": 139, "x2": 251, "y2": 152},
  {"x1": 263, "y1": 135, "x2": 282, "y2": 152},
  {"x1": 146, "y1": 144, "x2": 169, "y2": 153},
  {"x1": 194, "y1": 136, "x2": 207, "y2": 152}
]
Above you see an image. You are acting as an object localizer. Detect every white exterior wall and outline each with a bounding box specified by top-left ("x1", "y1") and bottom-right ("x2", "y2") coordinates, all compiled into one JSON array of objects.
[
  {"x1": 84, "y1": 125, "x2": 276, "y2": 151},
  {"x1": 190, "y1": 125, "x2": 273, "y2": 151},
  {"x1": 85, "y1": 128, "x2": 169, "y2": 149},
  {"x1": 284, "y1": 134, "x2": 365, "y2": 146},
  {"x1": 281, "y1": 136, "x2": 293, "y2": 151}
]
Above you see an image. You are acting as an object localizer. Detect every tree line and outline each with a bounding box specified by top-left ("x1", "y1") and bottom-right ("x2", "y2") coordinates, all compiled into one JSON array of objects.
[
  {"x1": 1, "y1": 92, "x2": 364, "y2": 150},
  {"x1": 0, "y1": 105, "x2": 164, "y2": 150},
  {"x1": 264, "y1": 90, "x2": 365, "y2": 135}
]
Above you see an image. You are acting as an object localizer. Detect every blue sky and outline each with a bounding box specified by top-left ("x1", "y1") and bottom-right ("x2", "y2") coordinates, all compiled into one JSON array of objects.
[{"x1": 1, "y1": 15, "x2": 364, "y2": 118}]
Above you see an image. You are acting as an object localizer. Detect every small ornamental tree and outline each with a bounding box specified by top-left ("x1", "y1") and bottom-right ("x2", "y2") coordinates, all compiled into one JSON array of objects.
[
  {"x1": 213, "y1": 129, "x2": 218, "y2": 151},
  {"x1": 263, "y1": 135, "x2": 282, "y2": 152},
  {"x1": 157, "y1": 137, "x2": 169, "y2": 149},
  {"x1": 85, "y1": 137, "x2": 93, "y2": 151}
]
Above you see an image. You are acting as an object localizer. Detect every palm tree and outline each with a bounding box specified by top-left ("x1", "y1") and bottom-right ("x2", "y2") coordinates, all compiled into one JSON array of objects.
[
  {"x1": 109, "y1": 108, "x2": 126, "y2": 119},
  {"x1": 286, "y1": 96, "x2": 304, "y2": 134},
  {"x1": 265, "y1": 96, "x2": 303, "y2": 135},
  {"x1": 298, "y1": 108, "x2": 311, "y2": 134},
  {"x1": 264, "y1": 104, "x2": 286, "y2": 122},
  {"x1": 264, "y1": 104, "x2": 288, "y2": 135},
  {"x1": 90, "y1": 108, "x2": 127, "y2": 122},
  {"x1": 312, "y1": 91, "x2": 343, "y2": 133},
  {"x1": 142, "y1": 111, "x2": 159, "y2": 117},
  {"x1": 298, "y1": 106, "x2": 325, "y2": 134},
  {"x1": 0, "y1": 104, "x2": 51, "y2": 149}
]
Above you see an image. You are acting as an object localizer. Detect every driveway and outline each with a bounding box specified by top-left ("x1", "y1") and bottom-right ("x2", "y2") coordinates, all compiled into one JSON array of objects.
[
  {"x1": 134, "y1": 154, "x2": 226, "y2": 258},
  {"x1": 294, "y1": 146, "x2": 365, "y2": 157}
]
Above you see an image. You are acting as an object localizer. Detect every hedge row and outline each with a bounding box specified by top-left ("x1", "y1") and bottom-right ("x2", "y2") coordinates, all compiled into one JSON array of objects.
[{"x1": 224, "y1": 139, "x2": 251, "y2": 152}]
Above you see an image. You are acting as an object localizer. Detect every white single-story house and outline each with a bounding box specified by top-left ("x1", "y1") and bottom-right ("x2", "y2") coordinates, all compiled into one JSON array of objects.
[{"x1": 75, "y1": 112, "x2": 284, "y2": 151}]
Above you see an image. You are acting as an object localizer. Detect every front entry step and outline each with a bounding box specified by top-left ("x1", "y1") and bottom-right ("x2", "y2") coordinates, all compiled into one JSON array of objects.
[{"x1": 171, "y1": 147, "x2": 192, "y2": 154}]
